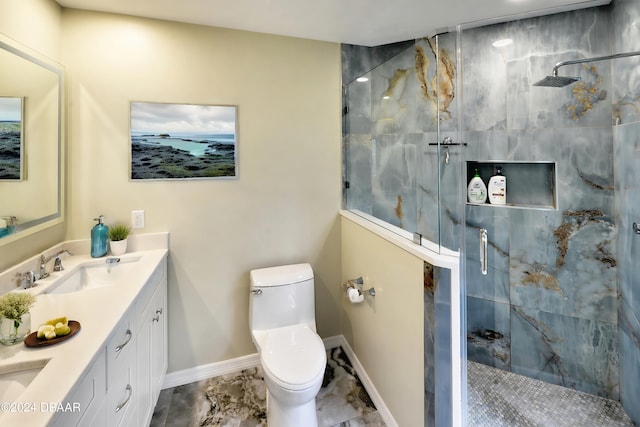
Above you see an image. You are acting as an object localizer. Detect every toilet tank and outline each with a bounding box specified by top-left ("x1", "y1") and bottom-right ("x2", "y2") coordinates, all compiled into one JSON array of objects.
[{"x1": 250, "y1": 263, "x2": 317, "y2": 332}]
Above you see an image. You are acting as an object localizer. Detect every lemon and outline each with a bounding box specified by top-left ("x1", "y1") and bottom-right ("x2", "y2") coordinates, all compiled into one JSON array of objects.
[
  {"x1": 37, "y1": 324, "x2": 54, "y2": 339},
  {"x1": 54, "y1": 324, "x2": 71, "y2": 336},
  {"x1": 46, "y1": 316, "x2": 68, "y2": 327}
]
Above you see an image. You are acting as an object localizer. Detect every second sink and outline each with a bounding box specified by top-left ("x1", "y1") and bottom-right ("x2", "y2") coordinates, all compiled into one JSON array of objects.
[{"x1": 0, "y1": 359, "x2": 50, "y2": 402}]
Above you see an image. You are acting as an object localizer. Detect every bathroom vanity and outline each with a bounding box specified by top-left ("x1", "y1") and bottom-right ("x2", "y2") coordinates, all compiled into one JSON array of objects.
[{"x1": 0, "y1": 233, "x2": 168, "y2": 427}]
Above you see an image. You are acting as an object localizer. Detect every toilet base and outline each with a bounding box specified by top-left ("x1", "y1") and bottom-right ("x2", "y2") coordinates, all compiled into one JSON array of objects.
[{"x1": 266, "y1": 389, "x2": 318, "y2": 427}]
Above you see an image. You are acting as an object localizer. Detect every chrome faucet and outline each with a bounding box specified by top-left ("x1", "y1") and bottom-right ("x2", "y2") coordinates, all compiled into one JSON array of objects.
[
  {"x1": 39, "y1": 249, "x2": 73, "y2": 279},
  {"x1": 15, "y1": 271, "x2": 37, "y2": 289}
]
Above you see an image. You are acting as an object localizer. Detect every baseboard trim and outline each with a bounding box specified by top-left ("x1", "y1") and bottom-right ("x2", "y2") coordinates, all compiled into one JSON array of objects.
[
  {"x1": 162, "y1": 334, "x2": 397, "y2": 427},
  {"x1": 162, "y1": 352, "x2": 261, "y2": 389}
]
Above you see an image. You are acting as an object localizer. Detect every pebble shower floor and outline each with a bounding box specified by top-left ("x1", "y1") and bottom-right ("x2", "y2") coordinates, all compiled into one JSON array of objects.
[{"x1": 467, "y1": 361, "x2": 633, "y2": 426}]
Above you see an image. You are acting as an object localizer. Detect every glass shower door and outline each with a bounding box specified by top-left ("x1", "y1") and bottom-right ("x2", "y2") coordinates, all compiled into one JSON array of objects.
[
  {"x1": 343, "y1": 39, "x2": 452, "y2": 252},
  {"x1": 415, "y1": 32, "x2": 463, "y2": 255}
]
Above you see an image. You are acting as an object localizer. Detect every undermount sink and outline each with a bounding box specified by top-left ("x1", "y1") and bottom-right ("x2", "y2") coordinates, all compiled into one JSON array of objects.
[
  {"x1": 45, "y1": 256, "x2": 142, "y2": 295},
  {"x1": 0, "y1": 359, "x2": 50, "y2": 402}
]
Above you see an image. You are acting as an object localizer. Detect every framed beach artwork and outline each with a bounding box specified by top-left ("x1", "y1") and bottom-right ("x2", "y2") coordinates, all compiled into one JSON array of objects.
[
  {"x1": 130, "y1": 101, "x2": 237, "y2": 180},
  {"x1": 0, "y1": 97, "x2": 24, "y2": 180}
]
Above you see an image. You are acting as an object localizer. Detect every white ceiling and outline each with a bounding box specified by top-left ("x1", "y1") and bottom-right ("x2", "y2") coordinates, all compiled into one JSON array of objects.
[{"x1": 55, "y1": 0, "x2": 610, "y2": 46}]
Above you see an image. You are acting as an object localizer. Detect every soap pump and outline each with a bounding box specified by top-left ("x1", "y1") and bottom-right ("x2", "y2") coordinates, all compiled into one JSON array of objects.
[
  {"x1": 488, "y1": 166, "x2": 507, "y2": 205},
  {"x1": 91, "y1": 215, "x2": 109, "y2": 258},
  {"x1": 467, "y1": 169, "x2": 487, "y2": 204}
]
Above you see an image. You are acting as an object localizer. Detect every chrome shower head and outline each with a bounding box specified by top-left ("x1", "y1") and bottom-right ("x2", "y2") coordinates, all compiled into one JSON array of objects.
[
  {"x1": 534, "y1": 49, "x2": 640, "y2": 88},
  {"x1": 533, "y1": 75, "x2": 581, "y2": 87}
]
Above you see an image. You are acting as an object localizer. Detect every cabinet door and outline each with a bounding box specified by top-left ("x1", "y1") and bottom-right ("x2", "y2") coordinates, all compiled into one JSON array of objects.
[
  {"x1": 151, "y1": 277, "x2": 167, "y2": 399},
  {"x1": 137, "y1": 275, "x2": 168, "y2": 426},
  {"x1": 136, "y1": 298, "x2": 153, "y2": 426},
  {"x1": 50, "y1": 351, "x2": 107, "y2": 427},
  {"x1": 84, "y1": 393, "x2": 108, "y2": 427},
  {"x1": 107, "y1": 313, "x2": 137, "y2": 427}
]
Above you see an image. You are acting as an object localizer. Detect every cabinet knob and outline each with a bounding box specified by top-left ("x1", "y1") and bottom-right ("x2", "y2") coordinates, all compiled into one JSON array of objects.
[
  {"x1": 155, "y1": 308, "x2": 163, "y2": 315},
  {"x1": 153, "y1": 315, "x2": 160, "y2": 322}
]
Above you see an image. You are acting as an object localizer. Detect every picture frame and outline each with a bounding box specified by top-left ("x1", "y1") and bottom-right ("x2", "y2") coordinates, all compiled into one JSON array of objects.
[
  {"x1": 0, "y1": 97, "x2": 24, "y2": 181},
  {"x1": 130, "y1": 101, "x2": 238, "y2": 180}
]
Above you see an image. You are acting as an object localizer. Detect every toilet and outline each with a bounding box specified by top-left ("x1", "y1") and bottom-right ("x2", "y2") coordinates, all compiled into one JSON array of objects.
[{"x1": 249, "y1": 263, "x2": 326, "y2": 427}]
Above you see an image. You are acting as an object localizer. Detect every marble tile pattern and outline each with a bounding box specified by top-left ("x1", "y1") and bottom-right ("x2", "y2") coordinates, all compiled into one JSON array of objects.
[
  {"x1": 611, "y1": 1, "x2": 640, "y2": 424},
  {"x1": 150, "y1": 347, "x2": 385, "y2": 427},
  {"x1": 423, "y1": 261, "x2": 457, "y2": 427},
  {"x1": 467, "y1": 361, "x2": 634, "y2": 427},
  {"x1": 342, "y1": 33, "x2": 458, "y2": 246},
  {"x1": 457, "y1": 3, "x2": 629, "y2": 404},
  {"x1": 341, "y1": 41, "x2": 414, "y2": 86}
]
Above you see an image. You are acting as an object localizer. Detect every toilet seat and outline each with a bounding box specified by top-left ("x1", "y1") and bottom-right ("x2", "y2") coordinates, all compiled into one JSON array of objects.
[{"x1": 261, "y1": 325, "x2": 326, "y2": 391}]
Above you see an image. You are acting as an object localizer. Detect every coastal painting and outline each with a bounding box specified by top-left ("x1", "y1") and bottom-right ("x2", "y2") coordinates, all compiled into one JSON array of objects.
[
  {"x1": 130, "y1": 102, "x2": 237, "y2": 180},
  {"x1": 0, "y1": 97, "x2": 23, "y2": 180}
]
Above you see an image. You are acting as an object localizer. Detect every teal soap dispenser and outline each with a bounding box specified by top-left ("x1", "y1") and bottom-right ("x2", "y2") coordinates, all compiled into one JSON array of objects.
[{"x1": 91, "y1": 215, "x2": 109, "y2": 258}]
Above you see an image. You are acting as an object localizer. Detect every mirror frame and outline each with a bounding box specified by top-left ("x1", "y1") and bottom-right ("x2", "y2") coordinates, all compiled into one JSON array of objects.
[{"x1": 0, "y1": 34, "x2": 64, "y2": 247}]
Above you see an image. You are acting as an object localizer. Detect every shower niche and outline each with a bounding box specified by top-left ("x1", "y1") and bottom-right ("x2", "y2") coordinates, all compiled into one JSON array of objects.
[{"x1": 466, "y1": 161, "x2": 557, "y2": 210}]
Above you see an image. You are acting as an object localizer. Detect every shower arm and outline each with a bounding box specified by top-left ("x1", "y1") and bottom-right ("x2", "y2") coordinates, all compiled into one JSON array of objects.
[{"x1": 551, "y1": 50, "x2": 640, "y2": 76}]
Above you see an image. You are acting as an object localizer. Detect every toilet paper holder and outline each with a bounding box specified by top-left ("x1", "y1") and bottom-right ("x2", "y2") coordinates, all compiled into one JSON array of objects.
[{"x1": 344, "y1": 276, "x2": 376, "y2": 298}]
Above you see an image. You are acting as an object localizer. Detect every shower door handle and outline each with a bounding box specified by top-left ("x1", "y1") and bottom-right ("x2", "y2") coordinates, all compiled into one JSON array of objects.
[{"x1": 480, "y1": 228, "x2": 488, "y2": 275}]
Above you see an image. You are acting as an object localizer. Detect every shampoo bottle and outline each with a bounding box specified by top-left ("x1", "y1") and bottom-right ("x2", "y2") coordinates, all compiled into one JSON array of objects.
[
  {"x1": 91, "y1": 215, "x2": 109, "y2": 258},
  {"x1": 488, "y1": 166, "x2": 507, "y2": 205},
  {"x1": 468, "y1": 169, "x2": 487, "y2": 204}
]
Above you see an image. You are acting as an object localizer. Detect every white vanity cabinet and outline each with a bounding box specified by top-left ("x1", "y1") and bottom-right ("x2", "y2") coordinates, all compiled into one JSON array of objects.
[
  {"x1": 48, "y1": 255, "x2": 168, "y2": 427},
  {"x1": 109, "y1": 258, "x2": 167, "y2": 427}
]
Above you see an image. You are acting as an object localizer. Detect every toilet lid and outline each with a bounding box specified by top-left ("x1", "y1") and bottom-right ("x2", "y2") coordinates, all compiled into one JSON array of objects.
[{"x1": 261, "y1": 325, "x2": 326, "y2": 391}]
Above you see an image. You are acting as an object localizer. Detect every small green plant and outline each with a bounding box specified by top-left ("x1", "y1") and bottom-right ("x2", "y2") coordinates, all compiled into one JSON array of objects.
[
  {"x1": 0, "y1": 292, "x2": 36, "y2": 321},
  {"x1": 109, "y1": 224, "x2": 130, "y2": 241}
]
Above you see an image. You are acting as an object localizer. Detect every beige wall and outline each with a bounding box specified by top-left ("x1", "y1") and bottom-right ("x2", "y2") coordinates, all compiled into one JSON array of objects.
[
  {"x1": 60, "y1": 9, "x2": 343, "y2": 371},
  {"x1": 341, "y1": 216, "x2": 424, "y2": 427},
  {"x1": 0, "y1": 0, "x2": 61, "y2": 60},
  {"x1": 0, "y1": 0, "x2": 65, "y2": 271}
]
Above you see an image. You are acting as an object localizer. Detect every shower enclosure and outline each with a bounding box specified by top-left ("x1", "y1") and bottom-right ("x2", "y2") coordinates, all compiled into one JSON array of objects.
[{"x1": 342, "y1": 0, "x2": 640, "y2": 425}]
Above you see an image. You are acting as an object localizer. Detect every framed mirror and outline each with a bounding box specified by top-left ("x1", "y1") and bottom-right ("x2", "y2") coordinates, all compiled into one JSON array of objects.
[{"x1": 0, "y1": 34, "x2": 63, "y2": 245}]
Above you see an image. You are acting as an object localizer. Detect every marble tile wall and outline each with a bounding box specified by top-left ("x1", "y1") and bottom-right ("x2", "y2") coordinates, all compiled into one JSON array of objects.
[
  {"x1": 462, "y1": 4, "x2": 623, "y2": 400},
  {"x1": 611, "y1": 0, "x2": 640, "y2": 422},
  {"x1": 423, "y1": 261, "x2": 453, "y2": 426},
  {"x1": 424, "y1": 263, "x2": 435, "y2": 426},
  {"x1": 342, "y1": 33, "x2": 460, "y2": 248},
  {"x1": 462, "y1": 1, "x2": 640, "y2": 420}
]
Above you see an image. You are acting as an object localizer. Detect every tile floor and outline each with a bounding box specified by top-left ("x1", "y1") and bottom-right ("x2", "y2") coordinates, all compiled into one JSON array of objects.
[
  {"x1": 467, "y1": 361, "x2": 634, "y2": 427},
  {"x1": 150, "y1": 346, "x2": 386, "y2": 427},
  {"x1": 152, "y1": 350, "x2": 633, "y2": 426}
]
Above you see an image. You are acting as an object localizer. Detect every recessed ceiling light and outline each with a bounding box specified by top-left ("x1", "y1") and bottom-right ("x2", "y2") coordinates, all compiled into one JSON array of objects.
[
  {"x1": 492, "y1": 38, "x2": 513, "y2": 48},
  {"x1": 356, "y1": 77, "x2": 369, "y2": 82}
]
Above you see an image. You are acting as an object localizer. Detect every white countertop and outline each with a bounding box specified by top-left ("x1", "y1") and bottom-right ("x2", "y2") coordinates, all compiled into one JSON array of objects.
[{"x1": 0, "y1": 233, "x2": 168, "y2": 427}]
